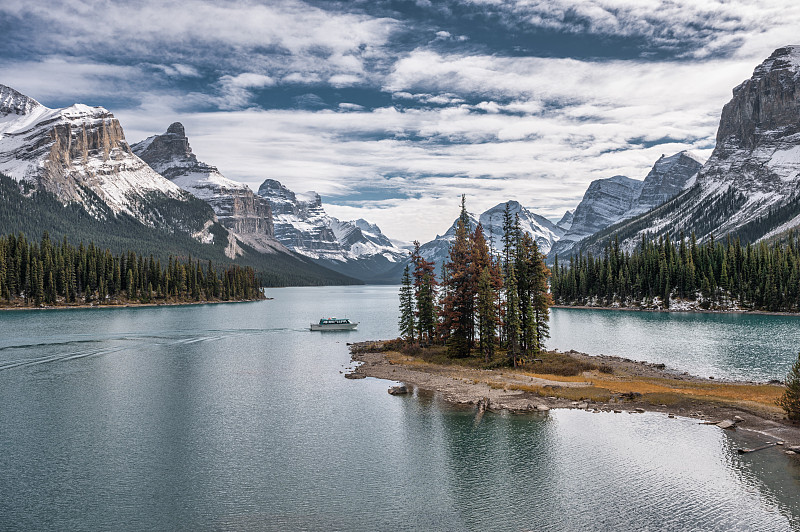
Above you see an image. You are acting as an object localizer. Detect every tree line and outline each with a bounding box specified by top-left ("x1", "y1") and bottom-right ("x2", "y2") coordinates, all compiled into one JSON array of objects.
[
  {"x1": 399, "y1": 198, "x2": 551, "y2": 366},
  {"x1": 0, "y1": 232, "x2": 264, "y2": 307},
  {"x1": 552, "y1": 232, "x2": 800, "y2": 311}
]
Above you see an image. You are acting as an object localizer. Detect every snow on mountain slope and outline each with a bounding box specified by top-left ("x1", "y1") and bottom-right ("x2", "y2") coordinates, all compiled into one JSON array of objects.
[
  {"x1": 564, "y1": 45, "x2": 800, "y2": 256},
  {"x1": 415, "y1": 200, "x2": 564, "y2": 274},
  {"x1": 0, "y1": 84, "x2": 214, "y2": 237},
  {"x1": 132, "y1": 123, "x2": 283, "y2": 255},
  {"x1": 256, "y1": 178, "x2": 406, "y2": 280}
]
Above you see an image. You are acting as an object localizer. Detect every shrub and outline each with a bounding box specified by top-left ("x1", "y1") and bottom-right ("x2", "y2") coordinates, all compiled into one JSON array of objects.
[{"x1": 777, "y1": 352, "x2": 800, "y2": 422}]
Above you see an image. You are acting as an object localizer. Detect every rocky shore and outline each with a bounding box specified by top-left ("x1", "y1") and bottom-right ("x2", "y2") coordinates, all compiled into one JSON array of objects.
[{"x1": 348, "y1": 341, "x2": 800, "y2": 450}]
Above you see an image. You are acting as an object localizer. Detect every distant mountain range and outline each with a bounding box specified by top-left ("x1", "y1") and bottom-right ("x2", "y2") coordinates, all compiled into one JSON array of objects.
[{"x1": 2, "y1": 45, "x2": 800, "y2": 284}]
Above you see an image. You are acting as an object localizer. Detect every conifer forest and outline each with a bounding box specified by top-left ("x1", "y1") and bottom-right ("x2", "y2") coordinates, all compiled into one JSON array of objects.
[
  {"x1": 551, "y1": 232, "x2": 800, "y2": 312},
  {"x1": 0, "y1": 232, "x2": 264, "y2": 307}
]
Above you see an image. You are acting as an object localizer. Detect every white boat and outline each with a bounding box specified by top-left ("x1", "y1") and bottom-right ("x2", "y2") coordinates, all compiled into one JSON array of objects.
[{"x1": 310, "y1": 317, "x2": 359, "y2": 331}]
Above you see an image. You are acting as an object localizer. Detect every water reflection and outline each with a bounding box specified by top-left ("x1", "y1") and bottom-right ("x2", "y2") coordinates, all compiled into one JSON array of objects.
[{"x1": 0, "y1": 287, "x2": 799, "y2": 531}]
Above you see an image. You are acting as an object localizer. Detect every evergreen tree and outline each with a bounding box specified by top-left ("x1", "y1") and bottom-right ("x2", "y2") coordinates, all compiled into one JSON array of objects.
[
  {"x1": 439, "y1": 196, "x2": 474, "y2": 356},
  {"x1": 398, "y1": 264, "x2": 416, "y2": 342},
  {"x1": 410, "y1": 241, "x2": 437, "y2": 344}
]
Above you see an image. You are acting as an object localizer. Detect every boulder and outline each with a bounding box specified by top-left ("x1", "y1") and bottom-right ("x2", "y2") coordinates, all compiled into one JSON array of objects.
[
  {"x1": 716, "y1": 420, "x2": 736, "y2": 429},
  {"x1": 388, "y1": 385, "x2": 408, "y2": 395}
]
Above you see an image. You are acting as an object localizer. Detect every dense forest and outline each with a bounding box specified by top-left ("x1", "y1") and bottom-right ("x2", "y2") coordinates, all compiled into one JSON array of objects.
[
  {"x1": 551, "y1": 232, "x2": 800, "y2": 312},
  {"x1": 399, "y1": 198, "x2": 551, "y2": 366},
  {"x1": 0, "y1": 232, "x2": 264, "y2": 307},
  {"x1": 0, "y1": 172, "x2": 358, "y2": 287}
]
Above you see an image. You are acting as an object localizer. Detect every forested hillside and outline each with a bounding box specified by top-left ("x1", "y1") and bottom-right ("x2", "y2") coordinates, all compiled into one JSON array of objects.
[
  {"x1": 0, "y1": 173, "x2": 359, "y2": 287},
  {"x1": 552, "y1": 233, "x2": 800, "y2": 312}
]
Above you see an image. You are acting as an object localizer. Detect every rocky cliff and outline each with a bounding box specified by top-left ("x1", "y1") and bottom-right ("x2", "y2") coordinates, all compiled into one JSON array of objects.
[
  {"x1": 564, "y1": 45, "x2": 800, "y2": 256},
  {"x1": 0, "y1": 85, "x2": 215, "y2": 238},
  {"x1": 132, "y1": 123, "x2": 283, "y2": 255},
  {"x1": 550, "y1": 151, "x2": 702, "y2": 258}
]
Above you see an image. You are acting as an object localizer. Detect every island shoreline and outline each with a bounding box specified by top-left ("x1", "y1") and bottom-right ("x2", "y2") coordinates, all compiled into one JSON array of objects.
[
  {"x1": 349, "y1": 341, "x2": 800, "y2": 449},
  {"x1": 551, "y1": 304, "x2": 800, "y2": 317}
]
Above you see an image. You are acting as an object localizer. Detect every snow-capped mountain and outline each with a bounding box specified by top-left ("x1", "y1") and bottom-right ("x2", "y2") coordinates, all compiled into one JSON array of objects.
[
  {"x1": 556, "y1": 210, "x2": 574, "y2": 232},
  {"x1": 132, "y1": 123, "x2": 284, "y2": 255},
  {"x1": 0, "y1": 85, "x2": 216, "y2": 239},
  {"x1": 256, "y1": 179, "x2": 406, "y2": 281},
  {"x1": 566, "y1": 45, "x2": 800, "y2": 256},
  {"x1": 550, "y1": 151, "x2": 702, "y2": 258},
  {"x1": 414, "y1": 200, "x2": 564, "y2": 274},
  {"x1": 557, "y1": 175, "x2": 643, "y2": 250}
]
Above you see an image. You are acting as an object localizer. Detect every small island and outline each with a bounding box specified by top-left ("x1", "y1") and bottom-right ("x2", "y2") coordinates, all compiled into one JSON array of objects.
[{"x1": 357, "y1": 198, "x2": 800, "y2": 451}]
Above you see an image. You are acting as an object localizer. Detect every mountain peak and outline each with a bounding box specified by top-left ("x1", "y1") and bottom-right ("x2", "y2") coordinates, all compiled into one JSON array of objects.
[
  {"x1": 718, "y1": 45, "x2": 800, "y2": 152},
  {"x1": 751, "y1": 45, "x2": 800, "y2": 80},
  {"x1": 166, "y1": 122, "x2": 186, "y2": 137},
  {"x1": 0, "y1": 84, "x2": 42, "y2": 117}
]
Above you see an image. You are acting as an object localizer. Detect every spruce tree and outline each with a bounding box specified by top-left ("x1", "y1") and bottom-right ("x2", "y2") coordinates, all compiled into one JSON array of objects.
[{"x1": 398, "y1": 264, "x2": 416, "y2": 342}]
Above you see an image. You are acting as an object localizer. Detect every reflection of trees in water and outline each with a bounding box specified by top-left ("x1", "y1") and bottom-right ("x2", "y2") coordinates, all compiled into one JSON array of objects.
[{"x1": 438, "y1": 407, "x2": 558, "y2": 531}]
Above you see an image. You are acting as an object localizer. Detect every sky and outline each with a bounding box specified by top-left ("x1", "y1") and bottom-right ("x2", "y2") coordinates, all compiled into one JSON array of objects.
[{"x1": 1, "y1": 0, "x2": 799, "y2": 242}]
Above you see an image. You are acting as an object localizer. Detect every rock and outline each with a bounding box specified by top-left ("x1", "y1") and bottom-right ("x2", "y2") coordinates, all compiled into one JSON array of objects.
[
  {"x1": 344, "y1": 372, "x2": 365, "y2": 379},
  {"x1": 577, "y1": 402, "x2": 589, "y2": 410},
  {"x1": 785, "y1": 450, "x2": 796, "y2": 455},
  {"x1": 734, "y1": 415, "x2": 744, "y2": 423},
  {"x1": 614, "y1": 409, "x2": 622, "y2": 413},
  {"x1": 477, "y1": 397, "x2": 490, "y2": 413},
  {"x1": 716, "y1": 420, "x2": 736, "y2": 429},
  {"x1": 388, "y1": 385, "x2": 408, "y2": 395},
  {"x1": 536, "y1": 405, "x2": 550, "y2": 412},
  {"x1": 635, "y1": 408, "x2": 646, "y2": 413},
  {"x1": 668, "y1": 413, "x2": 675, "y2": 418},
  {"x1": 786, "y1": 445, "x2": 800, "y2": 453}
]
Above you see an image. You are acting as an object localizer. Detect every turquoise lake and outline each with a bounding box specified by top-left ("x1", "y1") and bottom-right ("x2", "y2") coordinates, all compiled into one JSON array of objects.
[{"x1": 1, "y1": 285, "x2": 799, "y2": 531}]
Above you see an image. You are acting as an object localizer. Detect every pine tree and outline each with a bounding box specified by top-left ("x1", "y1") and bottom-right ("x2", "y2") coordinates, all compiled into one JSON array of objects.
[
  {"x1": 476, "y1": 265, "x2": 497, "y2": 363},
  {"x1": 440, "y1": 196, "x2": 475, "y2": 356},
  {"x1": 410, "y1": 241, "x2": 437, "y2": 345},
  {"x1": 398, "y1": 264, "x2": 416, "y2": 342}
]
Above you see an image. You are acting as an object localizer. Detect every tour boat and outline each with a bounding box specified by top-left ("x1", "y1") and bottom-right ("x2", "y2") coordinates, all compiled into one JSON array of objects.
[{"x1": 310, "y1": 317, "x2": 359, "y2": 331}]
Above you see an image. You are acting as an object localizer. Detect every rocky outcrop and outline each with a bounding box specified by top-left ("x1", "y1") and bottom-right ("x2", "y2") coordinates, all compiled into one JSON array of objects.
[
  {"x1": 133, "y1": 123, "x2": 283, "y2": 255},
  {"x1": 564, "y1": 175, "x2": 643, "y2": 242},
  {"x1": 256, "y1": 178, "x2": 407, "y2": 281},
  {"x1": 632, "y1": 151, "x2": 703, "y2": 215},
  {"x1": 0, "y1": 85, "x2": 215, "y2": 237},
  {"x1": 556, "y1": 209, "x2": 574, "y2": 232},
  {"x1": 550, "y1": 151, "x2": 702, "y2": 259}
]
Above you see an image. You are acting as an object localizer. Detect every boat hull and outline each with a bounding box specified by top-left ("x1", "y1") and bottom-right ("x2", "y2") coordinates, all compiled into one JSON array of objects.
[{"x1": 310, "y1": 323, "x2": 358, "y2": 331}]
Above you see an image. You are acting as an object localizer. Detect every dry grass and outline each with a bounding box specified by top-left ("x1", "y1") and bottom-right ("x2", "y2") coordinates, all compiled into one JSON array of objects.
[{"x1": 372, "y1": 343, "x2": 785, "y2": 413}]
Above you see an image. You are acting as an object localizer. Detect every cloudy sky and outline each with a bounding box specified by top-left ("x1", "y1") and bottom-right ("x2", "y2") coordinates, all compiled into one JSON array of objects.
[{"x1": 1, "y1": 0, "x2": 798, "y2": 242}]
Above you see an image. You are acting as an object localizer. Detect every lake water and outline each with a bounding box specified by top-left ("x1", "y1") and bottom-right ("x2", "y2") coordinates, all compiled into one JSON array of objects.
[{"x1": 1, "y1": 286, "x2": 799, "y2": 531}]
